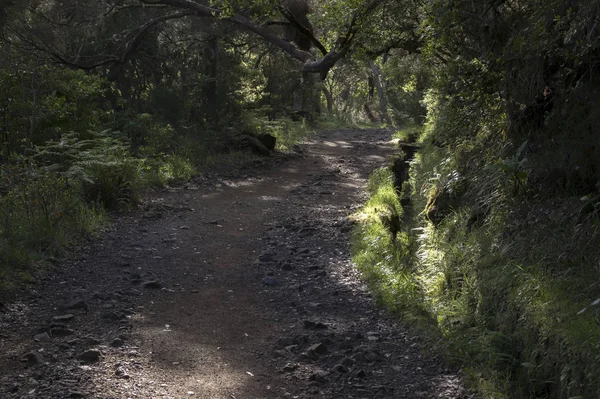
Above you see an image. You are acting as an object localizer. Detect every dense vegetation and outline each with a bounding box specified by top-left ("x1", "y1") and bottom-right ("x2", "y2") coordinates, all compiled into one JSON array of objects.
[
  {"x1": 353, "y1": 1, "x2": 600, "y2": 398},
  {"x1": 0, "y1": 0, "x2": 599, "y2": 397}
]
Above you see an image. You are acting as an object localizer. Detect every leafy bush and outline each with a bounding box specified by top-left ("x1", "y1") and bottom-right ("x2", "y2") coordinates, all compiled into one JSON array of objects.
[
  {"x1": 144, "y1": 153, "x2": 197, "y2": 186},
  {"x1": 77, "y1": 159, "x2": 141, "y2": 209},
  {"x1": 356, "y1": 50, "x2": 600, "y2": 395},
  {"x1": 114, "y1": 113, "x2": 176, "y2": 155},
  {"x1": 357, "y1": 109, "x2": 600, "y2": 398},
  {"x1": 34, "y1": 130, "x2": 142, "y2": 209},
  {"x1": 383, "y1": 54, "x2": 428, "y2": 126},
  {"x1": 0, "y1": 172, "x2": 103, "y2": 272},
  {"x1": 0, "y1": 62, "x2": 108, "y2": 156}
]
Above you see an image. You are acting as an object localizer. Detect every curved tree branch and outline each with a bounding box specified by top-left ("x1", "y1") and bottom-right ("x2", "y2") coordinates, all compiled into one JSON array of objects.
[
  {"x1": 364, "y1": 36, "x2": 422, "y2": 59},
  {"x1": 119, "y1": 10, "x2": 195, "y2": 64},
  {"x1": 278, "y1": 5, "x2": 328, "y2": 56},
  {"x1": 304, "y1": 0, "x2": 383, "y2": 78},
  {"x1": 8, "y1": 10, "x2": 195, "y2": 71},
  {"x1": 140, "y1": 0, "x2": 316, "y2": 63},
  {"x1": 138, "y1": 0, "x2": 390, "y2": 78}
]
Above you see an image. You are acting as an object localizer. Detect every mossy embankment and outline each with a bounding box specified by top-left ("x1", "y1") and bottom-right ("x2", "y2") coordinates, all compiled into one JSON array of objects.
[{"x1": 353, "y1": 126, "x2": 600, "y2": 399}]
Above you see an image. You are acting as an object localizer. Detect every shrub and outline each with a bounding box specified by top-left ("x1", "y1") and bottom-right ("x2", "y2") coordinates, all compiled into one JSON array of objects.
[
  {"x1": 114, "y1": 113, "x2": 176, "y2": 155},
  {"x1": 157, "y1": 154, "x2": 196, "y2": 185},
  {"x1": 34, "y1": 130, "x2": 143, "y2": 209},
  {"x1": 75, "y1": 159, "x2": 142, "y2": 209},
  {"x1": 0, "y1": 172, "x2": 103, "y2": 271}
]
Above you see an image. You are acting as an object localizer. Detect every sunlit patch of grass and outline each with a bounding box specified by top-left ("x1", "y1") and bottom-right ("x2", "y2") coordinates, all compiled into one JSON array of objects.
[
  {"x1": 352, "y1": 167, "x2": 425, "y2": 315},
  {"x1": 269, "y1": 119, "x2": 315, "y2": 151},
  {"x1": 159, "y1": 154, "x2": 196, "y2": 184},
  {"x1": 315, "y1": 115, "x2": 353, "y2": 130},
  {"x1": 409, "y1": 141, "x2": 600, "y2": 397},
  {"x1": 413, "y1": 201, "x2": 600, "y2": 396},
  {"x1": 392, "y1": 124, "x2": 422, "y2": 141},
  {"x1": 141, "y1": 152, "x2": 198, "y2": 187},
  {"x1": 244, "y1": 116, "x2": 316, "y2": 151}
]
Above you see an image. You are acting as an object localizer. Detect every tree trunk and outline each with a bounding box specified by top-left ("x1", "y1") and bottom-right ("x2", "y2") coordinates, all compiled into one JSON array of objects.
[
  {"x1": 368, "y1": 74, "x2": 375, "y2": 99},
  {"x1": 363, "y1": 103, "x2": 377, "y2": 122},
  {"x1": 369, "y1": 60, "x2": 391, "y2": 124},
  {"x1": 322, "y1": 86, "x2": 333, "y2": 114},
  {"x1": 301, "y1": 73, "x2": 320, "y2": 116},
  {"x1": 205, "y1": 36, "x2": 219, "y2": 125}
]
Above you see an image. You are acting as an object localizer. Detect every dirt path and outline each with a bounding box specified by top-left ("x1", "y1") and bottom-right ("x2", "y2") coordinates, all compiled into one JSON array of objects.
[{"x1": 0, "y1": 129, "x2": 473, "y2": 398}]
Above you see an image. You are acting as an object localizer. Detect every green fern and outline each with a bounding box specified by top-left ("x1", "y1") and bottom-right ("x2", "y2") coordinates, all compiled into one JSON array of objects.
[{"x1": 33, "y1": 130, "x2": 141, "y2": 209}]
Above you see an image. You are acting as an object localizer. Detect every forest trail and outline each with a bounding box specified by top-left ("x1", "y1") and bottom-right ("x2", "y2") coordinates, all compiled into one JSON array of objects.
[{"x1": 0, "y1": 129, "x2": 472, "y2": 399}]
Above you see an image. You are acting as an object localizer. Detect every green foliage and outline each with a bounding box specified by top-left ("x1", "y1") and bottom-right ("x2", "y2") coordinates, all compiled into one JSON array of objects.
[
  {"x1": 356, "y1": 132, "x2": 600, "y2": 398},
  {"x1": 33, "y1": 130, "x2": 142, "y2": 209},
  {"x1": 383, "y1": 55, "x2": 428, "y2": 126},
  {"x1": 356, "y1": 3, "x2": 600, "y2": 385},
  {"x1": 494, "y1": 141, "x2": 530, "y2": 196},
  {"x1": 322, "y1": 61, "x2": 372, "y2": 122},
  {"x1": 0, "y1": 60, "x2": 108, "y2": 155},
  {"x1": 315, "y1": 115, "x2": 353, "y2": 130},
  {"x1": 149, "y1": 85, "x2": 183, "y2": 126},
  {"x1": 246, "y1": 50, "x2": 322, "y2": 122},
  {"x1": 411, "y1": 25, "x2": 600, "y2": 387},
  {"x1": 352, "y1": 167, "x2": 424, "y2": 314},
  {"x1": 366, "y1": 167, "x2": 395, "y2": 197},
  {"x1": 392, "y1": 125, "x2": 422, "y2": 142},
  {"x1": 412, "y1": 11, "x2": 600, "y2": 397},
  {"x1": 79, "y1": 159, "x2": 141, "y2": 209},
  {"x1": 114, "y1": 113, "x2": 176, "y2": 155},
  {"x1": 0, "y1": 172, "x2": 103, "y2": 276},
  {"x1": 143, "y1": 153, "x2": 197, "y2": 186}
]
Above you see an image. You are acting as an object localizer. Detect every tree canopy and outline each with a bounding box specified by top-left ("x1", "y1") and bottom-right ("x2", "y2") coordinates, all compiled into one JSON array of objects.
[{"x1": 3, "y1": 0, "x2": 420, "y2": 79}]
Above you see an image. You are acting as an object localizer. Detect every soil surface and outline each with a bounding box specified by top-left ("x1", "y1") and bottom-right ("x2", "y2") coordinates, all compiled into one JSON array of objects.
[{"x1": 0, "y1": 129, "x2": 474, "y2": 399}]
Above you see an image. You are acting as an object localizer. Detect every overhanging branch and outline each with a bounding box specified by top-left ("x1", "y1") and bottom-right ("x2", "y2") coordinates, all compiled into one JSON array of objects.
[
  {"x1": 118, "y1": 10, "x2": 196, "y2": 65},
  {"x1": 139, "y1": 0, "x2": 384, "y2": 77},
  {"x1": 140, "y1": 0, "x2": 315, "y2": 64},
  {"x1": 7, "y1": 10, "x2": 196, "y2": 71},
  {"x1": 138, "y1": 0, "x2": 389, "y2": 78},
  {"x1": 278, "y1": 5, "x2": 328, "y2": 56}
]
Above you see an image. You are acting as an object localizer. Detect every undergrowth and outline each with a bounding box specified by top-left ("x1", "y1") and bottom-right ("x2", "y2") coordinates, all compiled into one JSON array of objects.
[
  {"x1": 351, "y1": 167, "x2": 424, "y2": 317},
  {"x1": 0, "y1": 171, "x2": 104, "y2": 288},
  {"x1": 315, "y1": 114, "x2": 389, "y2": 132},
  {"x1": 353, "y1": 125, "x2": 600, "y2": 398},
  {"x1": 0, "y1": 115, "x2": 317, "y2": 292}
]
